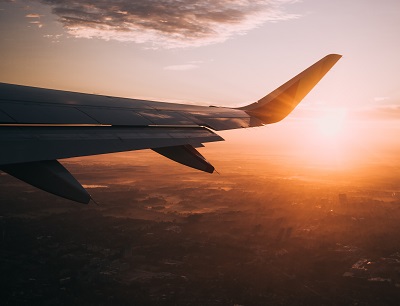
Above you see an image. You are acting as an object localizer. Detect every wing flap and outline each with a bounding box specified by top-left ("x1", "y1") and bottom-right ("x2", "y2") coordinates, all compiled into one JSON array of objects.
[{"x1": 0, "y1": 126, "x2": 224, "y2": 165}]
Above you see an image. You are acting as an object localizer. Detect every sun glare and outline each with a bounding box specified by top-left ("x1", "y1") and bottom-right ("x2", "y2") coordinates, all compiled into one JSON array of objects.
[
  {"x1": 315, "y1": 108, "x2": 348, "y2": 139},
  {"x1": 296, "y1": 107, "x2": 352, "y2": 168}
]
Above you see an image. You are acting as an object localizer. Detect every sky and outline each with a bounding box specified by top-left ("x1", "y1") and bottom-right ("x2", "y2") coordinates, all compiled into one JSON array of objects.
[{"x1": 1, "y1": 0, "x2": 400, "y2": 170}]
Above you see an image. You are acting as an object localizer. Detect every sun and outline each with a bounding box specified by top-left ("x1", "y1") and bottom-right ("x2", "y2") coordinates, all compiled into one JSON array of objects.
[
  {"x1": 315, "y1": 108, "x2": 348, "y2": 139},
  {"x1": 294, "y1": 107, "x2": 351, "y2": 168}
]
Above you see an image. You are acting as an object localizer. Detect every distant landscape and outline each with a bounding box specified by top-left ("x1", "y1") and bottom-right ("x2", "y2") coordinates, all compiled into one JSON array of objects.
[{"x1": 1, "y1": 147, "x2": 400, "y2": 305}]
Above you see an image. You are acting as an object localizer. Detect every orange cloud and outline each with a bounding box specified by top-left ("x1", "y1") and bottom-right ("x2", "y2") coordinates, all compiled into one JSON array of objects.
[{"x1": 26, "y1": 13, "x2": 40, "y2": 18}]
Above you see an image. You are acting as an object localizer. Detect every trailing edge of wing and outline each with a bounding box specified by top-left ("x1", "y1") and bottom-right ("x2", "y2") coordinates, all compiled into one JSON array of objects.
[
  {"x1": 0, "y1": 126, "x2": 223, "y2": 166},
  {"x1": 238, "y1": 54, "x2": 342, "y2": 124},
  {"x1": 0, "y1": 160, "x2": 91, "y2": 204}
]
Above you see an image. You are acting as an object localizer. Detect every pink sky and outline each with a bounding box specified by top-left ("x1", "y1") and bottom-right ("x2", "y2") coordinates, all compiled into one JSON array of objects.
[{"x1": 1, "y1": 0, "x2": 399, "y2": 171}]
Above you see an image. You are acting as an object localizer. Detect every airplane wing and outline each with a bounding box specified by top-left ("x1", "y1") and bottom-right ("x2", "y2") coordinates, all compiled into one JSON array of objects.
[{"x1": 0, "y1": 54, "x2": 341, "y2": 203}]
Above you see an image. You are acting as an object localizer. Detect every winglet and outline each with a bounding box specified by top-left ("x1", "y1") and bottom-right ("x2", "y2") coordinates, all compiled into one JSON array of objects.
[{"x1": 239, "y1": 54, "x2": 342, "y2": 124}]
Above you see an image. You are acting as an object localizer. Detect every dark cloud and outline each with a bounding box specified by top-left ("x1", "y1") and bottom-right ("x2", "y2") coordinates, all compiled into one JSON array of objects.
[{"x1": 36, "y1": 0, "x2": 298, "y2": 48}]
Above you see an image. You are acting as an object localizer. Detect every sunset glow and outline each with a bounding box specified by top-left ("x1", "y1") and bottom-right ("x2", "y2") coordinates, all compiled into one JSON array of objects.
[
  {"x1": 0, "y1": 0, "x2": 398, "y2": 219},
  {"x1": 314, "y1": 108, "x2": 348, "y2": 138},
  {"x1": 1, "y1": 1, "x2": 400, "y2": 304}
]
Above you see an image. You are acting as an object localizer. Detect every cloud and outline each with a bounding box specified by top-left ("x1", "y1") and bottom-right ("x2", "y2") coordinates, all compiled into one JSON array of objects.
[
  {"x1": 29, "y1": 20, "x2": 44, "y2": 28},
  {"x1": 35, "y1": 0, "x2": 298, "y2": 48},
  {"x1": 164, "y1": 64, "x2": 199, "y2": 71},
  {"x1": 25, "y1": 12, "x2": 44, "y2": 27},
  {"x1": 43, "y1": 33, "x2": 62, "y2": 38},
  {"x1": 374, "y1": 96, "x2": 391, "y2": 102},
  {"x1": 353, "y1": 105, "x2": 400, "y2": 121},
  {"x1": 26, "y1": 13, "x2": 41, "y2": 18}
]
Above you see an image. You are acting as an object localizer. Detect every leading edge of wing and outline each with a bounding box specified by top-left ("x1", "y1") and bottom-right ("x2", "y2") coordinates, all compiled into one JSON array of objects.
[{"x1": 0, "y1": 54, "x2": 340, "y2": 131}]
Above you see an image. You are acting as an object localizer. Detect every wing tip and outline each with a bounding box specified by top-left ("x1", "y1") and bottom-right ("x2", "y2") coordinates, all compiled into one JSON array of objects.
[
  {"x1": 325, "y1": 53, "x2": 343, "y2": 64},
  {"x1": 238, "y1": 53, "x2": 342, "y2": 124},
  {"x1": 327, "y1": 53, "x2": 342, "y2": 58}
]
